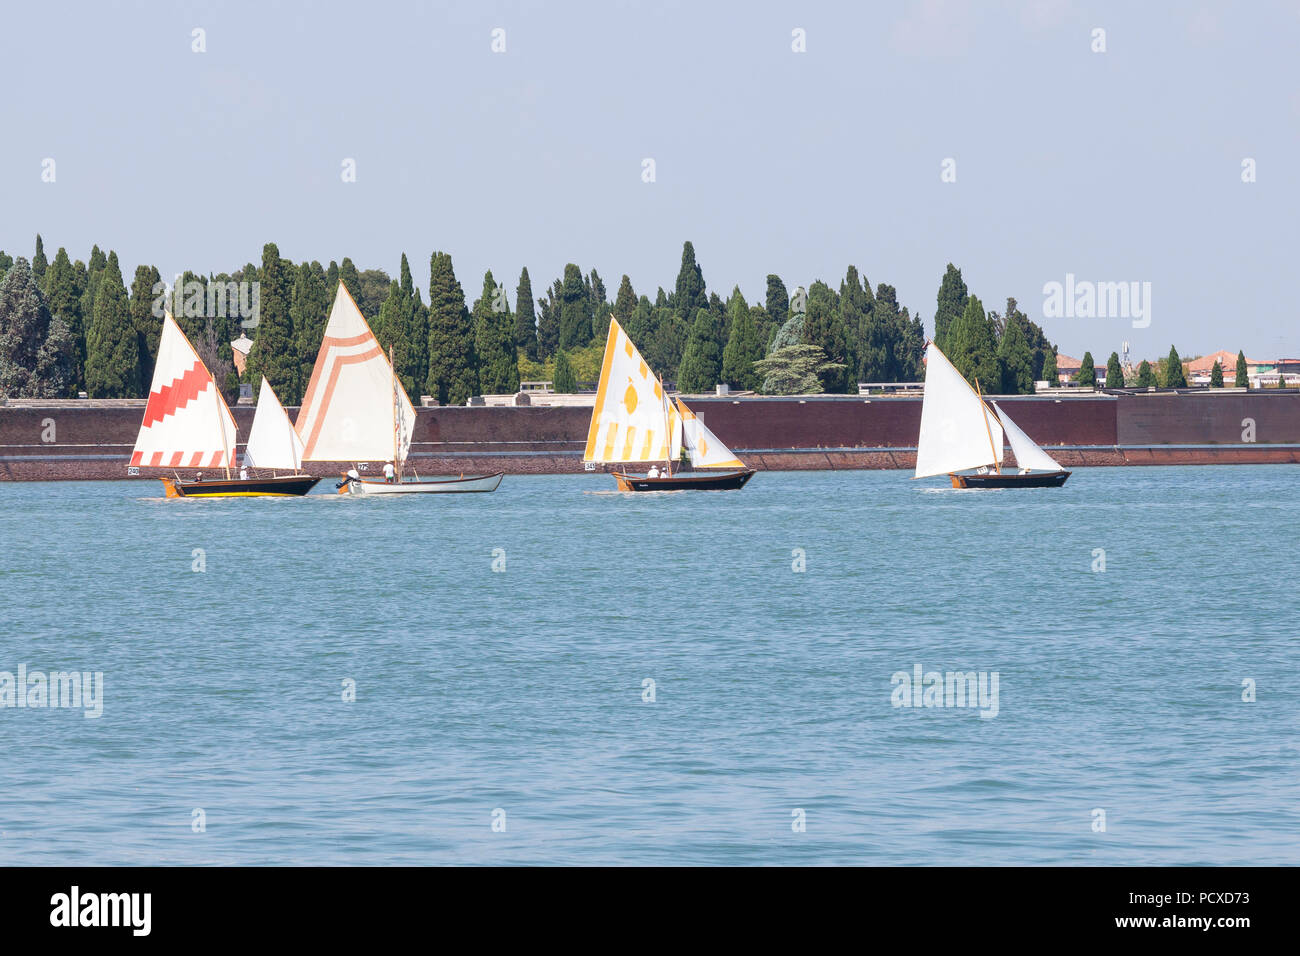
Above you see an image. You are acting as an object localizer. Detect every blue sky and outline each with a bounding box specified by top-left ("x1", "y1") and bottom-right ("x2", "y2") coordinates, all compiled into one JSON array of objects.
[{"x1": 2, "y1": 0, "x2": 1297, "y2": 361}]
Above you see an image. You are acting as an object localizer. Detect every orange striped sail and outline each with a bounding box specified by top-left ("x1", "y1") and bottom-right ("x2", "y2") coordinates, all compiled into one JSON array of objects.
[
  {"x1": 675, "y1": 398, "x2": 746, "y2": 468},
  {"x1": 583, "y1": 318, "x2": 675, "y2": 465},
  {"x1": 130, "y1": 313, "x2": 237, "y2": 470}
]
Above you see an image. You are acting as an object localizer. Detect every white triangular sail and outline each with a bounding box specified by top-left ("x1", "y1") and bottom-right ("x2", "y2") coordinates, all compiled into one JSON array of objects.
[
  {"x1": 131, "y1": 313, "x2": 237, "y2": 470},
  {"x1": 676, "y1": 399, "x2": 745, "y2": 469},
  {"x1": 991, "y1": 402, "x2": 1062, "y2": 473},
  {"x1": 914, "y1": 342, "x2": 1005, "y2": 479},
  {"x1": 296, "y1": 284, "x2": 415, "y2": 464},
  {"x1": 244, "y1": 376, "x2": 304, "y2": 471},
  {"x1": 584, "y1": 317, "x2": 674, "y2": 464}
]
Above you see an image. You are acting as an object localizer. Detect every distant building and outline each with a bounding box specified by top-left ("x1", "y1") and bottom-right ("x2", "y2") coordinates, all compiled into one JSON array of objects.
[
  {"x1": 1054, "y1": 353, "x2": 1082, "y2": 383},
  {"x1": 230, "y1": 334, "x2": 254, "y2": 375}
]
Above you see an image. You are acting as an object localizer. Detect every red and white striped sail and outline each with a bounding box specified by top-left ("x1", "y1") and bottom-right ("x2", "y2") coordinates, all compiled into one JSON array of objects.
[
  {"x1": 130, "y1": 313, "x2": 237, "y2": 470},
  {"x1": 295, "y1": 283, "x2": 415, "y2": 463}
]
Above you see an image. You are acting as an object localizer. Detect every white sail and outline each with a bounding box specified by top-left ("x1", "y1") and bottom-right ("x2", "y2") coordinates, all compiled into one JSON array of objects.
[
  {"x1": 131, "y1": 313, "x2": 237, "y2": 470},
  {"x1": 991, "y1": 402, "x2": 1062, "y2": 473},
  {"x1": 243, "y1": 376, "x2": 304, "y2": 471},
  {"x1": 677, "y1": 399, "x2": 745, "y2": 469},
  {"x1": 296, "y1": 283, "x2": 415, "y2": 463},
  {"x1": 584, "y1": 317, "x2": 674, "y2": 464},
  {"x1": 914, "y1": 342, "x2": 1005, "y2": 479}
]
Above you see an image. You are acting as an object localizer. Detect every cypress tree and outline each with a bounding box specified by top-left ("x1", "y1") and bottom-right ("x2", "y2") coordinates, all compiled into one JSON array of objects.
[
  {"x1": 1078, "y1": 351, "x2": 1096, "y2": 387},
  {"x1": 0, "y1": 251, "x2": 12, "y2": 277},
  {"x1": 588, "y1": 269, "x2": 609, "y2": 341},
  {"x1": 558, "y1": 264, "x2": 592, "y2": 351},
  {"x1": 1235, "y1": 350, "x2": 1249, "y2": 389},
  {"x1": 720, "y1": 290, "x2": 763, "y2": 390},
  {"x1": 553, "y1": 349, "x2": 576, "y2": 393},
  {"x1": 801, "y1": 281, "x2": 851, "y2": 392},
  {"x1": 130, "y1": 264, "x2": 163, "y2": 391},
  {"x1": 1105, "y1": 351, "x2": 1124, "y2": 388},
  {"x1": 648, "y1": 307, "x2": 686, "y2": 378},
  {"x1": 43, "y1": 247, "x2": 85, "y2": 389},
  {"x1": 326, "y1": 260, "x2": 340, "y2": 291},
  {"x1": 611, "y1": 275, "x2": 636, "y2": 332},
  {"x1": 536, "y1": 279, "x2": 561, "y2": 360},
  {"x1": 245, "y1": 243, "x2": 299, "y2": 402},
  {"x1": 0, "y1": 257, "x2": 75, "y2": 397},
  {"x1": 673, "y1": 241, "x2": 706, "y2": 320},
  {"x1": 515, "y1": 267, "x2": 537, "y2": 358},
  {"x1": 473, "y1": 270, "x2": 519, "y2": 394},
  {"x1": 293, "y1": 262, "x2": 331, "y2": 392},
  {"x1": 750, "y1": 305, "x2": 776, "y2": 355},
  {"x1": 80, "y1": 246, "x2": 106, "y2": 338},
  {"x1": 998, "y1": 317, "x2": 1035, "y2": 394},
  {"x1": 765, "y1": 275, "x2": 789, "y2": 329},
  {"x1": 933, "y1": 263, "x2": 968, "y2": 350},
  {"x1": 946, "y1": 295, "x2": 1000, "y2": 389},
  {"x1": 1137, "y1": 359, "x2": 1156, "y2": 387},
  {"x1": 1164, "y1": 346, "x2": 1187, "y2": 388},
  {"x1": 624, "y1": 296, "x2": 654, "y2": 348},
  {"x1": 338, "y1": 258, "x2": 363, "y2": 313},
  {"x1": 677, "y1": 307, "x2": 723, "y2": 393},
  {"x1": 32, "y1": 235, "x2": 47, "y2": 283},
  {"x1": 84, "y1": 253, "x2": 140, "y2": 398},
  {"x1": 1210, "y1": 360, "x2": 1224, "y2": 388},
  {"x1": 374, "y1": 280, "x2": 417, "y2": 396},
  {"x1": 426, "y1": 251, "x2": 477, "y2": 405},
  {"x1": 1041, "y1": 348, "x2": 1058, "y2": 386}
]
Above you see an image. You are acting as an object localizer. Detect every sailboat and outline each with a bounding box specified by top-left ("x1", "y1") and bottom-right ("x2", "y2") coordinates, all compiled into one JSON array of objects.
[
  {"x1": 295, "y1": 283, "x2": 503, "y2": 495},
  {"x1": 584, "y1": 316, "x2": 755, "y2": 491},
  {"x1": 915, "y1": 341, "x2": 1070, "y2": 488},
  {"x1": 130, "y1": 314, "x2": 319, "y2": 497}
]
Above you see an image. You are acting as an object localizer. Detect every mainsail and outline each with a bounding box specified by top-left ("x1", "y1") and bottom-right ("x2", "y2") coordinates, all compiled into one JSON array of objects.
[
  {"x1": 676, "y1": 399, "x2": 745, "y2": 468},
  {"x1": 243, "y1": 376, "x2": 304, "y2": 471},
  {"x1": 991, "y1": 402, "x2": 1063, "y2": 473},
  {"x1": 296, "y1": 283, "x2": 415, "y2": 463},
  {"x1": 914, "y1": 342, "x2": 1005, "y2": 479},
  {"x1": 131, "y1": 313, "x2": 237, "y2": 470},
  {"x1": 584, "y1": 317, "x2": 675, "y2": 464}
]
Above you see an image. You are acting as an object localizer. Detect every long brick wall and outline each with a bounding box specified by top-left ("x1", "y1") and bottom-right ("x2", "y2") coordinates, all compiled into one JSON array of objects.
[{"x1": 2, "y1": 392, "x2": 1299, "y2": 480}]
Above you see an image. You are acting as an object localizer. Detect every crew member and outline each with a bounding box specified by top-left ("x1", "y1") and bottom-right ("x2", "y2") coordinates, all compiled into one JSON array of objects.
[{"x1": 383, "y1": 461, "x2": 396, "y2": 483}]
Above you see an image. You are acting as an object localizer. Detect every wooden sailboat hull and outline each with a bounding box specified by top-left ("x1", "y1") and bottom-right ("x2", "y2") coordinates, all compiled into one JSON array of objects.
[
  {"x1": 612, "y1": 469, "x2": 756, "y2": 492},
  {"x1": 950, "y1": 470, "x2": 1071, "y2": 489},
  {"x1": 161, "y1": 475, "x2": 321, "y2": 498},
  {"x1": 340, "y1": 472, "x2": 504, "y2": 495}
]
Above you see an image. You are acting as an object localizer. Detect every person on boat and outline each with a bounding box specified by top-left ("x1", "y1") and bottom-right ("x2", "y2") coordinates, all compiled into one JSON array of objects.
[
  {"x1": 335, "y1": 468, "x2": 360, "y2": 491},
  {"x1": 383, "y1": 461, "x2": 396, "y2": 483},
  {"x1": 647, "y1": 464, "x2": 660, "y2": 478},
  {"x1": 240, "y1": 465, "x2": 249, "y2": 480}
]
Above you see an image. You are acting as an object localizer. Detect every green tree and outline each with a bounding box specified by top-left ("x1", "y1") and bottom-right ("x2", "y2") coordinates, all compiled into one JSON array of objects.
[
  {"x1": 43, "y1": 247, "x2": 85, "y2": 388},
  {"x1": 536, "y1": 278, "x2": 561, "y2": 360},
  {"x1": 646, "y1": 307, "x2": 686, "y2": 377},
  {"x1": 611, "y1": 275, "x2": 636, "y2": 335},
  {"x1": 677, "y1": 307, "x2": 723, "y2": 392},
  {"x1": 245, "y1": 243, "x2": 299, "y2": 402},
  {"x1": 673, "y1": 241, "x2": 707, "y2": 320},
  {"x1": 338, "y1": 258, "x2": 363, "y2": 312},
  {"x1": 426, "y1": 251, "x2": 477, "y2": 405},
  {"x1": 84, "y1": 253, "x2": 140, "y2": 398},
  {"x1": 292, "y1": 261, "x2": 331, "y2": 393},
  {"x1": 1105, "y1": 351, "x2": 1123, "y2": 388},
  {"x1": 1209, "y1": 360, "x2": 1224, "y2": 388},
  {"x1": 375, "y1": 280, "x2": 418, "y2": 396},
  {"x1": 32, "y1": 235, "x2": 47, "y2": 283},
  {"x1": 1235, "y1": 350, "x2": 1249, "y2": 389},
  {"x1": 79, "y1": 246, "x2": 107, "y2": 342},
  {"x1": 552, "y1": 349, "x2": 576, "y2": 392},
  {"x1": 752, "y1": 344, "x2": 845, "y2": 395},
  {"x1": 473, "y1": 270, "x2": 519, "y2": 394},
  {"x1": 933, "y1": 263, "x2": 968, "y2": 350},
  {"x1": 765, "y1": 275, "x2": 789, "y2": 329},
  {"x1": 130, "y1": 264, "x2": 163, "y2": 391},
  {"x1": 587, "y1": 269, "x2": 609, "y2": 341},
  {"x1": 998, "y1": 317, "x2": 1035, "y2": 394},
  {"x1": 1164, "y1": 345, "x2": 1187, "y2": 388},
  {"x1": 515, "y1": 267, "x2": 537, "y2": 359},
  {"x1": 720, "y1": 292, "x2": 764, "y2": 390},
  {"x1": 1136, "y1": 359, "x2": 1156, "y2": 387},
  {"x1": 1077, "y1": 351, "x2": 1096, "y2": 387},
  {"x1": 801, "y1": 281, "x2": 851, "y2": 392},
  {"x1": 558, "y1": 264, "x2": 592, "y2": 351},
  {"x1": 946, "y1": 295, "x2": 1000, "y2": 389},
  {"x1": 1041, "y1": 348, "x2": 1058, "y2": 386},
  {"x1": 0, "y1": 257, "x2": 76, "y2": 397}
]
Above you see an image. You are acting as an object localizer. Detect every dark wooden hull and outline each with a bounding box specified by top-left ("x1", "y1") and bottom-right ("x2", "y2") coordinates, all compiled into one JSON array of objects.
[
  {"x1": 950, "y1": 470, "x2": 1071, "y2": 489},
  {"x1": 612, "y1": 469, "x2": 756, "y2": 492},
  {"x1": 162, "y1": 475, "x2": 321, "y2": 498}
]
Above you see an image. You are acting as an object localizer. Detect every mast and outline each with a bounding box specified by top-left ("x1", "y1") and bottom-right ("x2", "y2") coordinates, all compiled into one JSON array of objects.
[
  {"x1": 974, "y1": 377, "x2": 1001, "y2": 474},
  {"x1": 664, "y1": 390, "x2": 673, "y2": 477}
]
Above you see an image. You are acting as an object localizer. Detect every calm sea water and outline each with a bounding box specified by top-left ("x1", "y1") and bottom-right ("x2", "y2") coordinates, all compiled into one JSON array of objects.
[{"x1": 1, "y1": 466, "x2": 1297, "y2": 865}]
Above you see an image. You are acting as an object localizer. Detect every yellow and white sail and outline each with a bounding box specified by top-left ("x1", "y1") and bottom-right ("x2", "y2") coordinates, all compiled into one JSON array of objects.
[
  {"x1": 130, "y1": 313, "x2": 237, "y2": 470},
  {"x1": 243, "y1": 376, "x2": 304, "y2": 471},
  {"x1": 584, "y1": 317, "x2": 675, "y2": 464},
  {"x1": 296, "y1": 283, "x2": 415, "y2": 463},
  {"x1": 914, "y1": 342, "x2": 1005, "y2": 479},
  {"x1": 676, "y1": 399, "x2": 745, "y2": 468}
]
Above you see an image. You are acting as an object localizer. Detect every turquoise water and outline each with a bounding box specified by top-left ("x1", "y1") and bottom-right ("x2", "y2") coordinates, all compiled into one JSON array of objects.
[{"x1": 1, "y1": 467, "x2": 1297, "y2": 865}]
